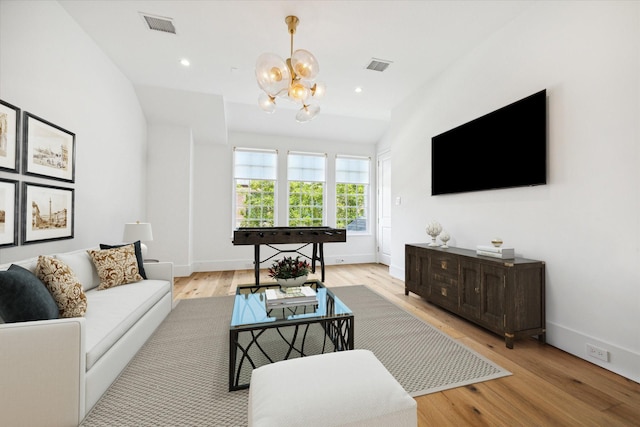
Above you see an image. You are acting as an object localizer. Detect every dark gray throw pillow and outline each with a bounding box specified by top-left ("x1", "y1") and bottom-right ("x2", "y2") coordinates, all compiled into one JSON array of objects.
[
  {"x1": 0, "y1": 264, "x2": 60, "y2": 322},
  {"x1": 99, "y1": 240, "x2": 147, "y2": 279}
]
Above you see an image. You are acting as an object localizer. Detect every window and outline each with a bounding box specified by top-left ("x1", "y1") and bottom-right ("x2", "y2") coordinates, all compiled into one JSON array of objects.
[
  {"x1": 287, "y1": 152, "x2": 325, "y2": 226},
  {"x1": 234, "y1": 148, "x2": 277, "y2": 227},
  {"x1": 336, "y1": 156, "x2": 370, "y2": 232}
]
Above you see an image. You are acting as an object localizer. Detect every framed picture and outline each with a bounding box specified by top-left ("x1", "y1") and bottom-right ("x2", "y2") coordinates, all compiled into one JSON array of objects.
[
  {"x1": 23, "y1": 112, "x2": 75, "y2": 182},
  {"x1": 22, "y1": 182, "x2": 74, "y2": 244},
  {"x1": 0, "y1": 178, "x2": 18, "y2": 247},
  {"x1": 0, "y1": 99, "x2": 20, "y2": 172}
]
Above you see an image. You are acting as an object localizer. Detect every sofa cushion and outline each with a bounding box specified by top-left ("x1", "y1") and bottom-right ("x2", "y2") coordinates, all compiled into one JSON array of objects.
[
  {"x1": 0, "y1": 264, "x2": 60, "y2": 322},
  {"x1": 55, "y1": 250, "x2": 101, "y2": 291},
  {"x1": 84, "y1": 279, "x2": 170, "y2": 370},
  {"x1": 87, "y1": 244, "x2": 143, "y2": 290},
  {"x1": 35, "y1": 256, "x2": 87, "y2": 318},
  {"x1": 99, "y1": 240, "x2": 147, "y2": 279}
]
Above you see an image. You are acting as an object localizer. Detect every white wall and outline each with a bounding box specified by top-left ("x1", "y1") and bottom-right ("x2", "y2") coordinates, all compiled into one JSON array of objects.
[
  {"x1": 190, "y1": 132, "x2": 377, "y2": 273},
  {"x1": 389, "y1": 1, "x2": 639, "y2": 382},
  {"x1": 0, "y1": 0, "x2": 147, "y2": 262},
  {"x1": 146, "y1": 124, "x2": 193, "y2": 276}
]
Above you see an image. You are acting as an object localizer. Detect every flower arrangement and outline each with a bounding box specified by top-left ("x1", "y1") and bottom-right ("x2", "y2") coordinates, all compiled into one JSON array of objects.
[{"x1": 267, "y1": 256, "x2": 311, "y2": 279}]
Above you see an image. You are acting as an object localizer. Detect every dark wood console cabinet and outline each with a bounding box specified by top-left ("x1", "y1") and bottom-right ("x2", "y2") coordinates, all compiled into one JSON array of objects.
[{"x1": 405, "y1": 244, "x2": 545, "y2": 348}]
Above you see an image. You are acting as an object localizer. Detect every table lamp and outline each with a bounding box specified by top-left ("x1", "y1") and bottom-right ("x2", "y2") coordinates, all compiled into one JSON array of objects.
[{"x1": 123, "y1": 221, "x2": 153, "y2": 258}]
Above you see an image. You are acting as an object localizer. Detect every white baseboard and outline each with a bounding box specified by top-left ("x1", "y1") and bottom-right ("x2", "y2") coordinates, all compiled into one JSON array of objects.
[
  {"x1": 546, "y1": 321, "x2": 640, "y2": 383},
  {"x1": 173, "y1": 264, "x2": 193, "y2": 278},
  {"x1": 389, "y1": 263, "x2": 404, "y2": 281}
]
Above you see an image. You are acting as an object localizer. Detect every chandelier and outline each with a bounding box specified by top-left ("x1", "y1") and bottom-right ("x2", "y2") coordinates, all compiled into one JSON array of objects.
[{"x1": 255, "y1": 15, "x2": 325, "y2": 123}]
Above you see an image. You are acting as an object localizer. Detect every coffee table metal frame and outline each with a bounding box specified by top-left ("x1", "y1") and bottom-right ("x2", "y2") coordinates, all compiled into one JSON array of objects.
[{"x1": 229, "y1": 280, "x2": 354, "y2": 391}]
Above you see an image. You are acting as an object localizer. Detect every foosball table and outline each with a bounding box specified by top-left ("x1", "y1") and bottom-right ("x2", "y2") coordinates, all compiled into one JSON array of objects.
[{"x1": 232, "y1": 226, "x2": 347, "y2": 285}]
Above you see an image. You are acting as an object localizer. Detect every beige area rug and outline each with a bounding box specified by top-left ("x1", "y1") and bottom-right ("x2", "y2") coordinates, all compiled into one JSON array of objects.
[{"x1": 81, "y1": 285, "x2": 510, "y2": 426}]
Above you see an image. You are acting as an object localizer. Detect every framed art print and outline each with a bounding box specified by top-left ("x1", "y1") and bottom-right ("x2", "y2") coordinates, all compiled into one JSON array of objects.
[
  {"x1": 23, "y1": 112, "x2": 75, "y2": 182},
  {"x1": 22, "y1": 182, "x2": 74, "y2": 244},
  {"x1": 0, "y1": 178, "x2": 18, "y2": 247},
  {"x1": 0, "y1": 99, "x2": 20, "y2": 172}
]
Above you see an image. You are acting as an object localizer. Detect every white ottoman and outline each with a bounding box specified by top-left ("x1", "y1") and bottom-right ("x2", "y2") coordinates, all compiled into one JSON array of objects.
[{"x1": 248, "y1": 349, "x2": 417, "y2": 427}]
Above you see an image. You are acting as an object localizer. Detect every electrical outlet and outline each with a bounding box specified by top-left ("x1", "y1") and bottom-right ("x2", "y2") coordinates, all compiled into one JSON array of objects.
[
  {"x1": 586, "y1": 344, "x2": 609, "y2": 362},
  {"x1": 335, "y1": 258, "x2": 345, "y2": 264}
]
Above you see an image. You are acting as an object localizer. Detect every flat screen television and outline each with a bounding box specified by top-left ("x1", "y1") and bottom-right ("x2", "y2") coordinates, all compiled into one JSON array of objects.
[{"x1": 431, "y1": 89, "x2": 547, "y2": 196}]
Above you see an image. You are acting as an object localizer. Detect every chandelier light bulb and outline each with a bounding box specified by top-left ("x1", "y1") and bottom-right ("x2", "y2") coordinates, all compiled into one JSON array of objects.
[
  {"x1": 289, "y1": 81, "x2": 310, "y2": 102},
  {"x1": 258, "y1": 92, "x2": 276, "y2": 113},
  {"x1": 311, "y1": 81, "x2": 326, "y2": 98},
  {"x1": 295, "y1": 103, "x2": 320, "y2": 123},
  {"x1": 269, "y1": 67, "x2": 282, "y2": 82},
  {"x1": 291, "y1": 49, "x2": 319, "y2": 80}
]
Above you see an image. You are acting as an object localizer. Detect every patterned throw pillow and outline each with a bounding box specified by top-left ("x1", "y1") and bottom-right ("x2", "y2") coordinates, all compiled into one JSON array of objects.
[
  {"x1": 35, "y1": 256, "x2": 87, "y2": 318},
  {"x1": 99, "y1": 241, "x2": 147, "y2": 279},
  {"x1": 87, "y1": 244, "x2": 143, "y2": 290}
]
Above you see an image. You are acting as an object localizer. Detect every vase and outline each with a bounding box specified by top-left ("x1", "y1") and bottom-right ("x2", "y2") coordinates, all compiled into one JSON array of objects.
[
  {"x1": 439, "y1": 231, "x2": 450, "y2": 248},
  {"x1": 425, "y1": 221, "x2": 442, "y2": 247},
  {"x1": 277, "y1": 275, "x2": 309, "y2": 288}
]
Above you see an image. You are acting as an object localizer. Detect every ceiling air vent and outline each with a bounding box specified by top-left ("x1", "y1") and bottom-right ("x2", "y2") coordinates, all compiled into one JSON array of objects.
[
  {"x1": 140, "y1": 13, "x2": 176, "y2": 34},
  {"x1": 365, "y1": 58, "x2": 393, "y2": 72}
]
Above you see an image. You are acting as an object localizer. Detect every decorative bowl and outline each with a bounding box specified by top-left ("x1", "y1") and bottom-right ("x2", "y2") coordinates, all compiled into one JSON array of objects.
[{"x1": 277, "y1": 275, "x2": 309, "y2": 288}]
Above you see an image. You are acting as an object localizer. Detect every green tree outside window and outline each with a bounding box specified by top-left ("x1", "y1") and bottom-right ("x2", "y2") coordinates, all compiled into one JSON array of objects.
[
  {"x1": 236, "y1": 179, "x2": 275, "y2": 227},
  {"x1": 336, "y1": 183, "x2": 367, "y2": 229},
  {"x1": 289, "y1": 181, "x2": 324, "y2": 226}
]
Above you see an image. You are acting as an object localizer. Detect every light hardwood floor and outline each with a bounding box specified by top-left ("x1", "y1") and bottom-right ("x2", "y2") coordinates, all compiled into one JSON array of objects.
[{"x1": 174, "y1": 263, "x2": 640, "y2": 426}]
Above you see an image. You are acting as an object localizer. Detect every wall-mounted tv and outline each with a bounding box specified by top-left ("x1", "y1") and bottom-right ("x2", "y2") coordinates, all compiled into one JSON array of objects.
[{"x1": 431, "y1": 89, "x2": 547, "y2": 196}]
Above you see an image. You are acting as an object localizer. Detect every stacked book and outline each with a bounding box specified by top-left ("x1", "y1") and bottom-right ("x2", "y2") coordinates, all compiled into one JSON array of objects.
[
  {"x1": 265, "y1": 286, "x2": 318, "y2": 309},
  {"x1": 476, "y1": 245, "x2": 515, "y2": 259}
]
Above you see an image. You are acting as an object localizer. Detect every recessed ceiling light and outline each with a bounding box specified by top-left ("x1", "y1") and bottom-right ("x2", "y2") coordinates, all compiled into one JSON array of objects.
[
  {"x1": 355, "y1": 87, "x2": 363, "y2": 93},
  {"x1": 180, "y1": 58, "x2": 190, "y2": 67}
]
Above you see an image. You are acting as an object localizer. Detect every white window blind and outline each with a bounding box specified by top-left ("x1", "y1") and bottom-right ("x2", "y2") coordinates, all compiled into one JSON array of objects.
[
  {"x1": 234, "y1": 149, "x2": 277, "y2": 180},
  {"x1": 288, "y1": 152, "x2": 326, "y2": 182},
  {"x1": 336, "y1": 156, "x2": 370, "y2": 184}
]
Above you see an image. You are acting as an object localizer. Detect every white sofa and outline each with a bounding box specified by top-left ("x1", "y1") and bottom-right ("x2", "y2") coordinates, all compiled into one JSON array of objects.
[{"x1": 0, "y1": 248, "x2": 174, "y2": 427}]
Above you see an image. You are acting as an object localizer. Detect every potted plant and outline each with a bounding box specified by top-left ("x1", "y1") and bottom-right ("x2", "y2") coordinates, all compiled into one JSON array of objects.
[{"x1": 267, "y1": 256, "x2": 311, "y2": 287}]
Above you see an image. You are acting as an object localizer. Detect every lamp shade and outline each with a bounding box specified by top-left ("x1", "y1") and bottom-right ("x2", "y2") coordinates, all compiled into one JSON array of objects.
[
  {"x1": 258, "y1": 92, "x2": 277, "y2": 113},
  {"x1": 291, "y1": 49, "x2": 319, "y2": 80},
  {"x1": 295, "y1": 103, "x2": 320, "y2": 123},
  {"x1": 123, "y1": 222, "x2": 153, "y2": 259},
  {"x1": 123, "y1": 222, "x2": 153, "y2": 243},
  {"x1": 255, "y1": 53, "x2": 290, "y2": 96}
]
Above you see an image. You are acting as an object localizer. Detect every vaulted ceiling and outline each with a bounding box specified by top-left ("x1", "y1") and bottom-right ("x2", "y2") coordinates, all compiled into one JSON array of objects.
[{"x1": 59, "y1": 0, "x2": 533, "y2": 145}]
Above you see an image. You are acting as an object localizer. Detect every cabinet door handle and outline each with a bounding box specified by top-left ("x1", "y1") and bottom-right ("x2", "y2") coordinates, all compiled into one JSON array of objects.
[
  {"x1": 475, "y1": 287, "x2": 480, "y2": 294},
  {"x1": 441, "y1": 287, "x2": 447, "y2": 297},
  {"x1": 441, "y1": 260, "x2": 448, "y2": 270}
]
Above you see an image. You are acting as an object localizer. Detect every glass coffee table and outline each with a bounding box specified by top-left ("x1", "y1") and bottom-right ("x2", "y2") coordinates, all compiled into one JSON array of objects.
[{"x1": 229, "y1": 280, "x2": 353, "y2": 391}]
